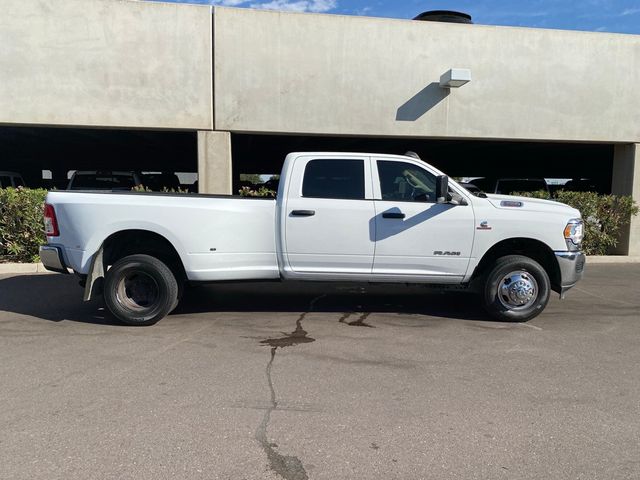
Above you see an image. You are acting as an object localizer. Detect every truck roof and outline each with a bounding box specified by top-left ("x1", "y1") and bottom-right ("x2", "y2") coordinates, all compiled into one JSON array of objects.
[{"x1": 286, "y1": 152, "x2": 419, "y2": 161}]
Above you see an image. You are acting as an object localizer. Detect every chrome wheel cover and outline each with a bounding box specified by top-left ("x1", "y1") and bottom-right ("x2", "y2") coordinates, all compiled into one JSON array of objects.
[{"x1": 498, "y1": 270, "x2": 539, "y2": 310}]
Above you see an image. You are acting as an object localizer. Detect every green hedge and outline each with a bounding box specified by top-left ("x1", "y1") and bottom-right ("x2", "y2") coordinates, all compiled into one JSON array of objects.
[
  {"x1": 0, "y1": 187, "x2": 637, "y2": 262},
  {"x1": 238, "y1": 186, "x2": 277, "y2": 197},
  {"x1": 514, "y1": 190, "x2": 638, "y2": 255},
  {"x1": 0, "y1": 188, "x2": 47, "y2": 263}
]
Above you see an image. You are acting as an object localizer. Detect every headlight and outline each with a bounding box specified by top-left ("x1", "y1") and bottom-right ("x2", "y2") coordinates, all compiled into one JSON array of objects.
[{"x1": 564, "y1": 219, "x2": 584, "y2": 251}]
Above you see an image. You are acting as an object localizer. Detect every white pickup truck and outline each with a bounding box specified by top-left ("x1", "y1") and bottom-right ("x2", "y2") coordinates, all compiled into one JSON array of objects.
[{"x1": 40, "y1": 152, "x2": 585, "y2": 326}]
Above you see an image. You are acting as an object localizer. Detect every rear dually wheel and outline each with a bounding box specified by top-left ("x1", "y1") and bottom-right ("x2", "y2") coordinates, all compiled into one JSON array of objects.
[{"x1": 104, "y1": 254, "x2": 178, "y2": 326}]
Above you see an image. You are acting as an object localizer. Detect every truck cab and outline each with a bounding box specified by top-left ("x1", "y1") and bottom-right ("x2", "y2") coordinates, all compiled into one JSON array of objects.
[{"x1": 277, "y1": 153, "x2": 475, "y2": 282}]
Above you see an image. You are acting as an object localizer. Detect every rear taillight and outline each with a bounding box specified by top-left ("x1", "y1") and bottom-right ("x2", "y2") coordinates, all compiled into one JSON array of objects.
[{"x1": 43, "y1": 203, "x2": 59, "y2": 237}]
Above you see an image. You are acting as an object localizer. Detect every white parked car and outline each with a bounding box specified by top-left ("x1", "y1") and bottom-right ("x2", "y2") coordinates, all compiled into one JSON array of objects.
[{"x1": 41, "y1": 152, "x2": 585, "y2": 325}]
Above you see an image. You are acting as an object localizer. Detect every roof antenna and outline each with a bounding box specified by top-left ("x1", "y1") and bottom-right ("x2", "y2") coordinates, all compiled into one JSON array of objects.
[{"x1": 404, "y1": 151, "x2": 421, "y2": 160}]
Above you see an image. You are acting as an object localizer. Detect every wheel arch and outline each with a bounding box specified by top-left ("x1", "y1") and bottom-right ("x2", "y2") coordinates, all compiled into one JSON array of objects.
[
  {"x1": 84, "y1": 229, "x2": 186, "y2": 301},
  {"x1": 471, "y1": 237, "x2": 561, "y2": 293},
  {"x1": 103, "y1": 229, "x2": 186, "y2": 280}
]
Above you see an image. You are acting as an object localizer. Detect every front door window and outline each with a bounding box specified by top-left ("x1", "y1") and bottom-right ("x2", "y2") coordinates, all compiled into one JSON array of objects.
[{"x1": 377, "y1": 161, "x2": 436, "y2": 203}]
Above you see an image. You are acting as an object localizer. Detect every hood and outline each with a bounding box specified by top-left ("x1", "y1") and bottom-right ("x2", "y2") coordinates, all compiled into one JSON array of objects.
[{"x1": 485, "y1": 194, "x2": 581, "y2": 218}]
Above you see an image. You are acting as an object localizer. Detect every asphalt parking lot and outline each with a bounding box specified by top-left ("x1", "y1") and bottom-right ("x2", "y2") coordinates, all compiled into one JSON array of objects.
[{"x1": 1, "y1": 264, "x2": 639, "y2": 480}]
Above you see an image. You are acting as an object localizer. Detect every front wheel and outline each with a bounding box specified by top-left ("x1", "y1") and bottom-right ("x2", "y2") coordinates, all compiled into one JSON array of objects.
[
  {"x1": 482, "y1": 255, "x2": 550, "y2": 322},
  {"x1": 104, "y1": 254, "x2": 178, "y2": 326}
]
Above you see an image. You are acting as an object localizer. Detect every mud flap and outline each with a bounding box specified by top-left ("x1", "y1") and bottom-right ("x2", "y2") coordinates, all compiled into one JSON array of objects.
[{"x1": 83, "y1": 245, "x2": 105, "y2": 302}]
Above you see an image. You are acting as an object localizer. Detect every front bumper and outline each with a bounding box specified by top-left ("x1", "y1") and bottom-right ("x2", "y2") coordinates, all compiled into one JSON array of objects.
[
  {"x1": 39, "y1": 245, "x2": 70, "y2": 274},
  {"x1": 555, "y1": 251, "x2": 585, "y2": 298}
]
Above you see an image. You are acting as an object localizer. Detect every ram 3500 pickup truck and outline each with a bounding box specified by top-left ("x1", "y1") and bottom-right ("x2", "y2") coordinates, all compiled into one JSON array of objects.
[{"x1": 40, "y1": 152, "x2": 585, "y2": 326}]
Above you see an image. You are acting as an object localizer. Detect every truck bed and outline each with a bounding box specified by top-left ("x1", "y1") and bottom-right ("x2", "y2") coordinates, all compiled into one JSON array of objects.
[{"x1": 46, "y1": 191, "x2": 279, "y2": 281}]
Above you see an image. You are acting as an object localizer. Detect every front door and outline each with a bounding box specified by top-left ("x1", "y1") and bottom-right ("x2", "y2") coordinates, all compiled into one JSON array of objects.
[
  {"x1": 284, "y1": 156, "x2": 375, "y2": 274},
  {"x1": 372, "y1": 159, "x2": 475, "y2": 278}
]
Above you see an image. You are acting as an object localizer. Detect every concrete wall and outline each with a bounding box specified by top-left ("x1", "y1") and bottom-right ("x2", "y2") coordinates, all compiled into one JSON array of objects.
[
  {"x1": 213, "y1": 7, "x2": 640, "y2": 143},
  {"x1": 0, "y1": 0, "x2": 213, "y2": 130},
  {"x1": 3, "y1": 2, "x2": 639, "y2": 143},
  {"x1": 612, "y1": 144, "x2": 640, "y2": 255}
]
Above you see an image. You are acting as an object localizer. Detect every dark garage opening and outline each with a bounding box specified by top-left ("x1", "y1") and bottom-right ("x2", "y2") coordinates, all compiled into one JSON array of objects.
[
  {"x1": 0, "y1": 126, "x2": 198, "y2": 190},
  {"x1": 231, "y1": 133, "x2": 614, "y2": 194}
]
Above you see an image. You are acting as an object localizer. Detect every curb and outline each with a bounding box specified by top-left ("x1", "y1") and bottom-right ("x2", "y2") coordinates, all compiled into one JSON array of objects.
[
  {"x1": 2, "y1": 256, "x2": 640, "y2": 275},
  {"x1": 0, "y1": 263, "x2": 54, "y2": 274},
  {"x1": 586, "y1": 256, "x2": 640, "y2": 264}
]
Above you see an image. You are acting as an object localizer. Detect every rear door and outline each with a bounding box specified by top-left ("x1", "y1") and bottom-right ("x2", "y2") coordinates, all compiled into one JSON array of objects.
[
  {"x1": 372, "y1": 158, "x2": 475, "y2": 278},
  {"x1": 284, "y1": 156, "x2": 375, "y2": 274}
]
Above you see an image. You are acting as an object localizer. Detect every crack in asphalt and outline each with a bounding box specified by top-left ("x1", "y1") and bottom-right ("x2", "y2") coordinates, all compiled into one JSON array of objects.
[
  {"x1": 255, "y1": 346, "x2": 308, "y2": 480},
  {"x1": 338, "y1": 312, "x2": 374, "y2": 328},
  {"x1": 255, "y1": 295, "x2": 325, "y2": 480}
]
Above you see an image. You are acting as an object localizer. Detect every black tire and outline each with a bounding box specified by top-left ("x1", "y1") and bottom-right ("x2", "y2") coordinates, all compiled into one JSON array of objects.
[
  {"x1": 170, "y1": 281, "x2": 185, "y2": 313},
  {"x1": 104, "y1": 254, "x2": 178, "y2": 326},
  {"x1": 482, "y1": 255, "x2": 550, "y2": 322}
]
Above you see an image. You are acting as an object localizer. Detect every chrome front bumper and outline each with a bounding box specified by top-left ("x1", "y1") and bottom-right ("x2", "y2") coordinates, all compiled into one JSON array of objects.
[
  {"x1": 555, "y1": 251, "x2": 586, "y2": 298},
  {"x1": 39, "y1": 245, "x2": 70, "y2": 274}
]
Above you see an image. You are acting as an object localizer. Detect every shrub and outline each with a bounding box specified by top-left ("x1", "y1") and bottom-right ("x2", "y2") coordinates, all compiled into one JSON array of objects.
[
  {"x1": 512, "y1": 189, "x2": 551, "y2": 200},
  {"x1": 238, "y1": 186, "x2": 277, "y2": 197},
  {"x1": 514, "y1": 190, "x2": 638, "y2": 255},
  {"x1": 0, "y1": 186, "x2": 635, "y2": 262},
  {"x1": 0, "y1": 188, "x2": 48, "y2": 263},
  {"x1": 131, "y1": 185, "x2": 191, "y2": 193}
]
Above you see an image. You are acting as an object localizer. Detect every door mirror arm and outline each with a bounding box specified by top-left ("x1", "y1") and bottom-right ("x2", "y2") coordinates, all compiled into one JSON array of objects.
[{"x1": 448, "y1": 193, "x2": 468, "y2": 206}]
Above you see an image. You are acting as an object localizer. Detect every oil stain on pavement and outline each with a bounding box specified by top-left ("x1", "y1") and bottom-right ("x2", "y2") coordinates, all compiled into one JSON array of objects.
[
  {"x1": 260, "y1": 313, "x2": 316, "y2": 349},
  {"x1": 338, "y1": 312, "x2": 374, "y2": 328}
]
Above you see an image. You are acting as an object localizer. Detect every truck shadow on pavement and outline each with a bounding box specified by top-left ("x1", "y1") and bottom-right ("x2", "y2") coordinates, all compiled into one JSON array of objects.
[
  {"x1": 0, "y1": 274, "x2": 110, "y2": 324},
  {"x1": 0, "y1": 274, "x2": 491, "y2": 325}
]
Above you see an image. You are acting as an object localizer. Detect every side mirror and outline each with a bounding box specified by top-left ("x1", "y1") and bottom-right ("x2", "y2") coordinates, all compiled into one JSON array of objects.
[{"x1": 436, "y1": 175, "x2": 449, "y2": 204}]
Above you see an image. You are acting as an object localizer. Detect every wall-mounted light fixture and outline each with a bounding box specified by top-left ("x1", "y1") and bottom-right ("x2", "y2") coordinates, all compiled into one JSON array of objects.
[{"x1": 439, "y1": 68, "x2": 471, "y2": 88}]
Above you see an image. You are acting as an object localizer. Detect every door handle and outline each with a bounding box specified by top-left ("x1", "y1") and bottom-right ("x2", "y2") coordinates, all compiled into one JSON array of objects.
[
  {"x1": 382, "y1": 212, "x2": 405, "y2": 219},
  {"x1": 291, "y1": 210, "x2": 316, "y2": 217}
]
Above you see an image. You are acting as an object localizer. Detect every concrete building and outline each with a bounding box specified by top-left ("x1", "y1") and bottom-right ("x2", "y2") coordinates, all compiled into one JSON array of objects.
[{"x1": 1, "y1": 0, "x2": 639, "y2": 253}]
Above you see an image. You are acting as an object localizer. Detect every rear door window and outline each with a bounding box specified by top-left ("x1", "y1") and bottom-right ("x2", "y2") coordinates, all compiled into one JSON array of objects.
[
  {"x1": 302, "y1": 159, "x2": 365, "y2": 200},
  {"x1": 0, "y1": 176, "x2": 10, "y2": 188}
]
